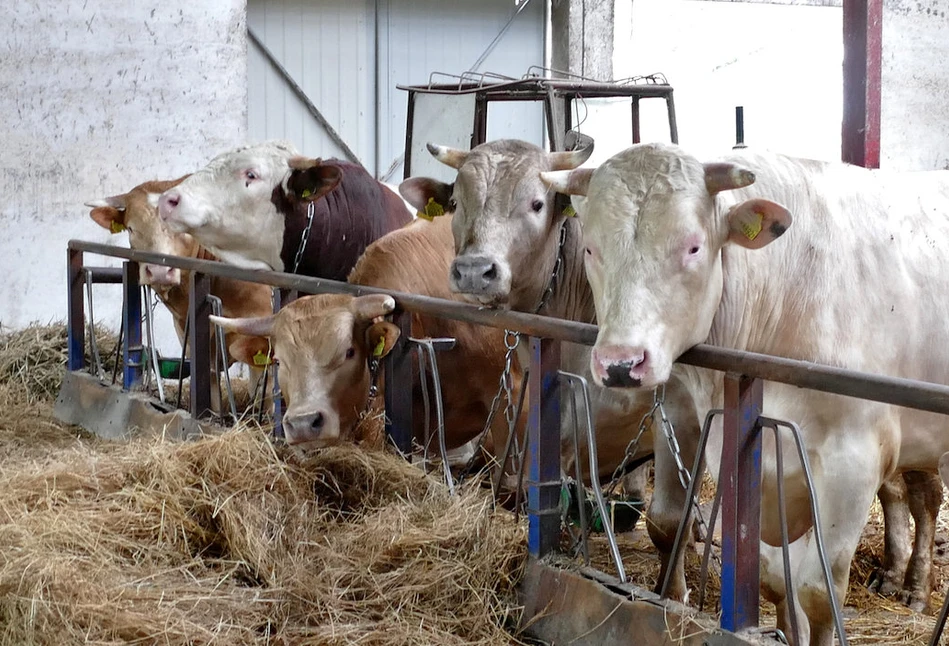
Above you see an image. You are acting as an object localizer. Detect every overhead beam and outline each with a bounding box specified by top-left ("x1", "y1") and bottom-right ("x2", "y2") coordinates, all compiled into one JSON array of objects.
[{"x1": 841, "y1": 0, "x2": 882, "y2": 167}]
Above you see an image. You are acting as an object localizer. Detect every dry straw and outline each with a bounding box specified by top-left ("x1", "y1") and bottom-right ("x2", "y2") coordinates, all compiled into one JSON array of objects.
[{"x1": 0, "y1": 323, "x2": 530, "y2": 646}]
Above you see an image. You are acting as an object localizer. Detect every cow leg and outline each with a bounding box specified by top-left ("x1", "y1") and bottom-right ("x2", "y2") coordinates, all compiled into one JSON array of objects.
[
  {"x1": 647, "y1": 389, "x2": 700, "y2": 603},
  {"x1": 900, "y1": 470, "x2": 942, "y2": 613},
  {"x1": 872, "y1": 474, "x2": 913, "y2": 596}
]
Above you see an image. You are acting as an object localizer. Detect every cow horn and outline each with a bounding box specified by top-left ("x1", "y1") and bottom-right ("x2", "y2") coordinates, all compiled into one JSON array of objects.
[
  {"x1": 426, "y1": 143, "x2": 469, "y2": 169},
  {"x1": 209, "y1": 314, "x2": 276, "y2": 338},
  {"x1": 351, "y1": 294, "x2": 397, "y2": 321},
  {"x1": 704, "y1": 162, "x2": 756, "y2": 195},
  {"x1": 540, "y1": 168, "x2": 594, "y2": 196},
  {"x1": 84, "y1": 194, "x2": 128, "y2": 210},
  {"x1": 288, "y1": 156, "x2": 324, "y2": 171},
  {"x1": 548, "y1": 143, "x2": 594, "y2": 171}
]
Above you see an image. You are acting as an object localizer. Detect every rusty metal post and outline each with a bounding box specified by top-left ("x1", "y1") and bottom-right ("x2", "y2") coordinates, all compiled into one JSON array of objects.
[
  {"x1": 527, "y1": 336, "x2": 562, "y2": 558},
  {"x1": 67, "y1": 248, "x2": 85, "y2": 372},
  {"x1": 842, "y1": 0, "x2": 882, "y2": 168},
  {"x1": 720, "y1": 374, "x2": 763, "y2": 633},
  {"x1": 666, "y1": 92, "x2": 679, "y2": 144},
  {"x1": 122, "y1": 261, "x2": 144, "y2": 391},
  {"x1": 189, "y1": 271, "x2": 212, "y2": 418},
  {"x1": 385, "y1": 307, "x2": 414, "y2": 455}
]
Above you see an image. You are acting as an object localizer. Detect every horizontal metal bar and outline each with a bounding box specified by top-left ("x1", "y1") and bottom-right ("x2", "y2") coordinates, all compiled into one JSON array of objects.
[
  {"x1": 67, "y1": 239, "x2": 949, "y2": 417},
  {"x1": 83, "y1": 266, "x2": 125, "y2": 284}
]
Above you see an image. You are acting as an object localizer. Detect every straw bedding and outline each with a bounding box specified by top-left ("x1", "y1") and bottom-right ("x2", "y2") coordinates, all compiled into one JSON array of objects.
[{"x1": 0, "y1": 323, "x2": 529, "y2": 646}]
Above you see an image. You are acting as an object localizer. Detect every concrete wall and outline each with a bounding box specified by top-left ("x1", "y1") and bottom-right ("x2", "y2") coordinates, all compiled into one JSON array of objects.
[
  {"x1": 881, "y1": 0, "x2": 949, "y2": 171},
  {"x1": 0, "y1": 1, "x2": 247, "y2": 353}
]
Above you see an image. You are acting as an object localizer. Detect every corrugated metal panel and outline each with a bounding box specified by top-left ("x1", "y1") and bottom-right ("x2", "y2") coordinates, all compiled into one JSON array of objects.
[
  {"x1": 377, "y1": 0, "x2": 545, "y2": 180},
  {"x1": 247, "y1": 0, "x2": 375, "y2": 165},
  {"x1": 247, "y1": 0, "x2": 544, "y2": 177}
]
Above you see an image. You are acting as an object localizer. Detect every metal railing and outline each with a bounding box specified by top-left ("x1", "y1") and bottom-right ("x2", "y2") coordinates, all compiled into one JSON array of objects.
[{"x1": 67, "y1": 239, "x2": 949, "y2": 641}]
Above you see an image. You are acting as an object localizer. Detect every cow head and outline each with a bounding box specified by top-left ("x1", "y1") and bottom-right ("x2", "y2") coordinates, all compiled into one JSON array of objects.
[
  {"x1": 211, "y1": 293, "x2": 400, "y2": 447},
  {"x1": 399, "y1": 139, "x2": 592, "y2": 309},
  {"x1": 86, "y1": 177, "x2": 192, "y2": 288},
  {"x1": 541, "y1": 143, "x2": 792, "y2": 389},
  {"x1": 157, "y1": 141, "x2": 342, "y2": 271}
]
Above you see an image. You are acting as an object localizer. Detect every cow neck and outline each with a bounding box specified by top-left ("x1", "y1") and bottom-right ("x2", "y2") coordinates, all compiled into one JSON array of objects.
[
  {"x1": 535, "y1": 216, "x2": 597, "y2": 324},
  {"x1": 273, "y1": 185, "x2": 315, "y2": 275}
]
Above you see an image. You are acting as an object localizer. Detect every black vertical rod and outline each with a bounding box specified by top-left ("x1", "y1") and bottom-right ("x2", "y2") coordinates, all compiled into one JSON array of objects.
[
  {"x1": 384, "y1": 307, "x2": 414, "y2": 455},
  {"x1": 189, "y1": 271, "x2": 212, "y2": 418},
  {"x1": 666, "y1": 93, "x2": 679, "y2": 144},
  {"x1": 719, "y1": 374, "x2": 763, "y2": 633},
  {"x1": 122, "y1": 261, "x2": 143, "y2": 391},
  {"x1": 271, "y1": 288, "x2": 285, "y2": 439},
  {"x1": 735, "y1": 106, "x2": 746, "y2": 149},
  {"x1": 526, "y1": 336, "x2": 562, "y2": 558},
  {"x1": 631, "y1": 96, "x2": 641, "y2": 144},
  {"x1": 67, "y1": 248, "x2": 85, "y2": 372}
]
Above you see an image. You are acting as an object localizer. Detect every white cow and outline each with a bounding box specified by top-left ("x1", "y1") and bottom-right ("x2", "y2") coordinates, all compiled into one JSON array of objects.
[{"x1": 542, "y1": 142, "x2": 949, "y2": 645}]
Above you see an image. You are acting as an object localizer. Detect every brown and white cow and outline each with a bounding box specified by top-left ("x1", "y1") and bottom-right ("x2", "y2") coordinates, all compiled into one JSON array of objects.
[
  {"x1": 157, "y1": 141, "x2": 412, "y2": 276},
  {"x1": 542, "y1": 142, "x2": 949, "y2": 644},
  {"x1": 212, "y1": 215, "x2": 524, "y2": 456},
  {"x1": 86, "y1": 178, "x2": 273, "y2": 412},
  {"x1": 400, "y1": 138, "x2": 701, "y2": 602}
]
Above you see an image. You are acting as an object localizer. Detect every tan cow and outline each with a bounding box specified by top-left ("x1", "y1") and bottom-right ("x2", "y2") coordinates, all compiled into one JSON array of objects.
[
  {"x1": 86, "y1": 178, "x2": 273, "y2": 413},
  {"x1": 212, "y1": 215, "x2": 525, "y2": 458}
]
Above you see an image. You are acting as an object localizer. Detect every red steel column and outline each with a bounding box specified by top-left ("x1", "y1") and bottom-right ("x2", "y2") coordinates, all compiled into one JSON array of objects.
[{"x1": 842, "y1": 0, "x2": 883, "y2": 168}]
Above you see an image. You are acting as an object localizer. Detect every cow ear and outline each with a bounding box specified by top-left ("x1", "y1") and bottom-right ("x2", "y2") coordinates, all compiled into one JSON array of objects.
[
  {"x1": 540, "y1": 168, "x2": 594, "y2": 197},
  {"x1": 287, "y1": 159, "x2": 342, "y2": 202},
  {"x1": 399, "y1": 178, "x2": 453, "y2": 217},
  {"x1": 351, "y1": 294, "x2": 396, "y2": 321},
  {"x1": 227, "y1": 335, "x2": 273, "y2": 367},
  {"x1": 726, "y1": 199, "x2": 792, "y2": 250},
  {"x1": 86, "y1": 194, "x2": 128, "y2": 232},
  {"x1": 365, "y1": 321, "x2": 400, "y2": 359}
]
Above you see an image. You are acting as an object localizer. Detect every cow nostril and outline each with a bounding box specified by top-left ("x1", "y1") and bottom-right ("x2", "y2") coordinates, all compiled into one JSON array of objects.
[
  {"x1": 311, "y1": 412, "x2": 325, "y2": 430},
  {"x1": 165, "y1": 194, "x2": 180, "y2": 208},
  {"x1": 483, "y1": 264, "x2": 498, "y2": 281},
  {"x1": 450, "y1": 265, "x2": 462, "y2": 282}
]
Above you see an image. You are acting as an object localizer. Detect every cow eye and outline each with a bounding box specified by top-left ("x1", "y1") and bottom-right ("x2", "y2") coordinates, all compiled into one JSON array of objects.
[
  {"x1": 689, "y1": 246, "x2": 701, "y2": 255},
  {"x1": 246, "y1": 170, "x2": 258, "y2": 180},
  {"x1": 531, "y1": 199, "x2": 544, "y2": 212},
  {"x1": 447, "y1": 198, "x2": 457, "y2": 212},
  {"x1": 585, "y1": 247, "x2": 592, "y2": 255},
  {"x1": 345, "y1": 347, "x2": 356, "y2": 360}
]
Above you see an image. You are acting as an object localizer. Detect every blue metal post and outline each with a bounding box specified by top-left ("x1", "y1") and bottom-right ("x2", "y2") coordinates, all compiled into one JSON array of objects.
[
  {"x1": 122, "y1": 261, "x2": 144, "y2": 390},
  {"x1": 527, "y1": 336, "x2": 561, "y2": 557},
  {"x1": 67, "y1": 248, "x2": 85, "y2": 372},
  {"x1": 720, "y1": 373, "x2": 763, "y2": 633},
  {"x1": 384, "y1": 307, "x2": 414, "y2": 455}
]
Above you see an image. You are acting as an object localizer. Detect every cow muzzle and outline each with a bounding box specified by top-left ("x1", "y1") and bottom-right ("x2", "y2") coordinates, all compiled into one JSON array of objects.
[
  {"x1": 142, "y1": 264, "x2": 181, "y2": 287},
  {"x1": 591, "y1": 345, "x2": 651, "y2": 389},
  {"x1": 282, "y1": 409, "x2": 338, "y2": 447},
  {"x1": 449, "y1": 254, "x2": 508, "y2": 303}
]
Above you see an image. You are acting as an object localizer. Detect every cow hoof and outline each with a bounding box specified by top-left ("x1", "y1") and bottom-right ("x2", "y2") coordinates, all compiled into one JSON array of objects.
[
  {"x1": 899, "y1": 589, "x2": 932, "y2": 615},
  {"x1": 868, "y1": 569, "x2": 902, "y2": 596}
]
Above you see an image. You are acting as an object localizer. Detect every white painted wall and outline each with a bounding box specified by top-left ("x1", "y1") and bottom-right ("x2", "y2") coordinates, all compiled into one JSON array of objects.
[
  {"x1": 0, "y1": 1, "x2": 248, "y2": 354},
  {"x1": 881, "y1": 0, "x2": 949, "y2": 171}
]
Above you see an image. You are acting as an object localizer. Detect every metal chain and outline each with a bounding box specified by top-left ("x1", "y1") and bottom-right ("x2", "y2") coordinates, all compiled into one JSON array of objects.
[
  {"x1": 292, "y1": 201, "x2": 316, "y2": 274},
  {"x1": 364, "y1": 356, "x2": 381, "y2": 415},
  {"x1": 533, "y1": 219, "x2": 568, "y2": 315}
]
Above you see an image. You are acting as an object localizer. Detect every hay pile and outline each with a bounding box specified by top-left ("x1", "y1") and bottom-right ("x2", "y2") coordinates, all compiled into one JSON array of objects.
[{"x1": 0, "y1": 323, "x2": 529, "y2": 646}]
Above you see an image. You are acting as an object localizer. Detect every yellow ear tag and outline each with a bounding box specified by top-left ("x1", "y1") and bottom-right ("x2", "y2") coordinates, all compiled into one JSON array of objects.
[
  {"x1": 301, "y1": 188, "x2": 313, "y2": 199},
  {"x1": 562, "y1": 204, "x2": 577, "y2": 218},
  {"x1": 372, "y1": 336, "x2": 386, "y2": 358},
  {"x1": 253, "y1": 350, "x2": 272, "y2": 366},
  {"x1": 418, "y1": 197, "x2": 445, "y2": 221},
  {"x1": 738, "y1": 211, "x2": 764, "y2": 241},
  {"x1": 110, "y1": 221, "x2": 127, "y2": 234}
]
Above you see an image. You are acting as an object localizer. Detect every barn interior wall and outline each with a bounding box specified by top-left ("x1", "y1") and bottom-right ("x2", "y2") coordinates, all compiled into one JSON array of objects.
[
  {"x1": 0, "y1": 1, "x2": 248, "y2": 354},
  {"x1": 881, "y1": 0, "x2": 949, "y2": 171}
]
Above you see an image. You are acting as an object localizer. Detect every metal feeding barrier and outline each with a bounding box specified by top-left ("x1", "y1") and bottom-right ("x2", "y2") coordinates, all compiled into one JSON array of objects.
[{"x1": 67, "y1": 239, "x2": 949, "y2": 644}]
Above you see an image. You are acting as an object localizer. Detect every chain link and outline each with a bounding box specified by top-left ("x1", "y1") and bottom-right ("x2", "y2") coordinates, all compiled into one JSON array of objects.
[
  {"x1": 364, "y1": 356, "x2": 381, "y2": 414},
  {"x1": 292, "y1": 201, "x2": 316, "y2": 274}
]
